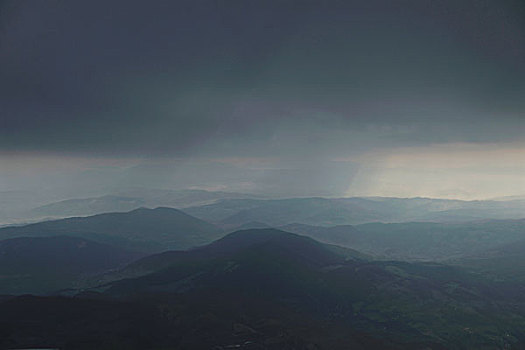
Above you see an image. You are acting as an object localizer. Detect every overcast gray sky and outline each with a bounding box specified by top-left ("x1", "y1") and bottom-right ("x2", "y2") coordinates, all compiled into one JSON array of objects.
[{"x1": 1, "y1": 0, "x2": 524, "y2": 199}]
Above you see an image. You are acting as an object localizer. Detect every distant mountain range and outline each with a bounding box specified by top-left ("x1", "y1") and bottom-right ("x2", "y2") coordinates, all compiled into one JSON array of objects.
[
  {"x1": 5, "y1": 205, "x2": 525, "y2": 263},
  {"x1": 281, "y1": 223, "x2": 362, "y2": 248},
  {"x1": 2, "y1": 204, "x2": 525, "y2": 348},
  {"x1": 185, "y1": 197, "x2": 525, "y2": 226},
  {"x1": 30, "y1": 195, "x2": 147, "y2": 218},
  {"x1": 0, "y1": 207, "x2": 225, "y2": 295},
  {"x1": 282, "y1": 219, "x2": 525, "y2": 261},
  {"x1": 0, "y1": 188, "x2": 262, "y2": 225},
  {"x1": 0, "y1": 207, "x2": 224, "y2": 253},
  {"x1": 4, "y1": 189, "x2": 525, "y2": 228},
  {"x1": 27, "y1": 189, "x2": 262, "y2": 220}
]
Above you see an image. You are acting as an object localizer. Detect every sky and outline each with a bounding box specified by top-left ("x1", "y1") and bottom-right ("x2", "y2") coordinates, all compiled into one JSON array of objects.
[{"x1": 1, "y1": 0, "x2": 524, "y2": 199}]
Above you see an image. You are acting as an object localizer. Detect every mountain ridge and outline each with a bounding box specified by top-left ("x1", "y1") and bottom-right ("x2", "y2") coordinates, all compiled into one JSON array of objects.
[{"x1": 0, "y1": 207, "x2": 224, "y2": 253}]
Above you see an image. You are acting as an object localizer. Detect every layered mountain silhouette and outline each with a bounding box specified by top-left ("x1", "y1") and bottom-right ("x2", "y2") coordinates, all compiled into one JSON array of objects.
[
  {"x1": 3, "y1": 221, "x2": 525, "y2": 348},
  {"x1": 27, "y1": 189, "x2": 261, "y2": 220},
  {"x1": 282, "y1": 219, "x2": 525, "y2": 261},
  {"x1": 0, "y1": 207, "x2": 224, "y2": 253},
  {"x1": 185, "y1": 197, "x2": 525, "y2": 226},
  {"x1": 30, "y1": 195, "x2": 147, "y2": 218},
  {"x1": 81, "y1": 229, "x2": 525, "y2": 349},
  {"x1": 281, "y1": 223, "x2": 361, "y2": 248},
  {"x1": 97, "y1": 228, "x2": 365, "y2": 285},
  {"x1": 0, "y1": 229, "x2": 459, "y2": 349}
]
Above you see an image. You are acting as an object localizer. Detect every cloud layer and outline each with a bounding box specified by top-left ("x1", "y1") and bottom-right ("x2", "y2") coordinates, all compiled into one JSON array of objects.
[{"x1": 1, "y1": 0, "x2": 524, "y2": 197}]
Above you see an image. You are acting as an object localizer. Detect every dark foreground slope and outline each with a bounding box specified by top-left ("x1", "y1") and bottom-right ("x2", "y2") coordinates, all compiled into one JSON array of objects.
[
  {"x1": 0, "y1": 236, "x2": 143, "y2": 294},
  {"x1": 0, "y1": 293, "x2": 419, "y2": 350},
  {"x1": 0, "y1": 207, "x2": 223, "y2": 252},
  {"x1": 455, "y1": 238, "x2": 525, "y2": 282},
  {"x1": 3, "y1": 229, "x2": 525, "y2": 349}
]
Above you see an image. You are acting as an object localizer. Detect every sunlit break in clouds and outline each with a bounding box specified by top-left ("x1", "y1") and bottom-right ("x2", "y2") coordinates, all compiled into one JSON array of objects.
[{"x1": 344, "y1": 143, "x2": 525, "y2": 199}]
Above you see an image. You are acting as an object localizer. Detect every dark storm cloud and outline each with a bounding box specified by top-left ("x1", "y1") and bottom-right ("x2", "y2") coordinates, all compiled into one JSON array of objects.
[{"x1": 1, "y1": 0, "x2": 525, "y2": 156}]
